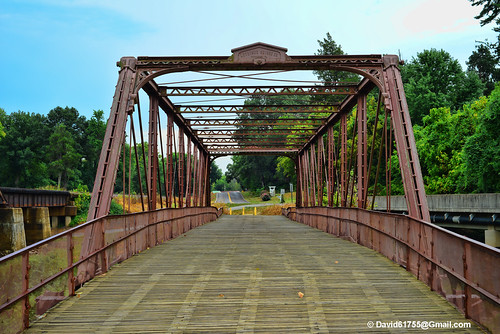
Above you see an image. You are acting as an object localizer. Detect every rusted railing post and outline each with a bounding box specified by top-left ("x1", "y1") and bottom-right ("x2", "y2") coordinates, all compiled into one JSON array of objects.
[{"x1": 67, "y1": 233, "x2": 75, "y2": 296}]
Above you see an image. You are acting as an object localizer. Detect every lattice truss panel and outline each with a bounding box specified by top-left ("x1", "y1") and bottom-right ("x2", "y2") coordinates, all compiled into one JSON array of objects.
[{"x1": 87, "y1": 43, "x2": 430, "y2": 223}]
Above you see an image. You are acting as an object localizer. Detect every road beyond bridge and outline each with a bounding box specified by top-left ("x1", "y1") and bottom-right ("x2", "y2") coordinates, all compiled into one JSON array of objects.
[
  {"x1": 26, "y1": 216, "x2": 479, "y2": 333},
  {"x1": 215, "y1": 191, "x2": 249, "y2": 204}
]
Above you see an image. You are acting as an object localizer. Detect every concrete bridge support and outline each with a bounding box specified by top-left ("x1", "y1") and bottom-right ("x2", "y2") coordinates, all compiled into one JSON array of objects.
[
  {"x1": 0, "y1": 208, "x2": 26, "y2": 253},
  {"x1": 23, "y1": 207, "x2": 51, "y2": 244},
  {"x1": 485, "y1": 226, "x2": 500, "y2": 247}
]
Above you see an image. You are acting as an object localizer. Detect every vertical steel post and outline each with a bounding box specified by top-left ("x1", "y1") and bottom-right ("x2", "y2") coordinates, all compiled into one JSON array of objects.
[
  {"x1": 166, "y1": 115, "x2": 174, "y2": 208},
  {"x1": 186, "y1": 140, "x2": 192, "y2": 207},
  {"x1": 301, "y1": 153, "x2": 308, "y2": 207},
  {"x1": 340, "y1": 113, "x2": 348, "y2": 207},
  {"x1": 310, "y1": 144, "x2": 317, "y2": 206},
  {"x1": 148, "y1": 95, "x2": 159, "y2": 210},
  {"x1": 197, "y1": 149, "x2": 205, "y2": 206},
  {"x1": 304, "y1": 150, "x2": 314, "y2": 206},
  {"x1": 295, "y1": 156, "x2": 302, "y2": 207},
  {"x1": 357, "y1": 93, "x2": 368, "y2": 209},
  {"x1": 205, "y1": 156, "x2": 211, "y2": 206},
  {"x1": 317, "y1": 137, "x2": 324, "y2": 206},
  {"x1": 382, "y1": 55, "x2": 430, "y2": 221},
  {"x1": 192, "y1": 145, "x2": 199, "y2": 207},
  {"x1": 178, "y1": 128, "x2": 185, "y2": 207},
  {"x1": 327, "y1": 125, "x2": 335, "y2": 207}
]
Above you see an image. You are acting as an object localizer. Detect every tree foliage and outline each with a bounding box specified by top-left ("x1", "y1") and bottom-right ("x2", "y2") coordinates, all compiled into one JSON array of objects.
[
  {"x1": 402, "y1": 49, "x2": 484, "y2": 125},
  {"x1": 210, "y1": 162, "x2": 223, "y2": 186},
  {"x1": 0, "y1": 108, "x2": 5, "y2": 140},
  {"x1": 462, "y1": 84, "x2": 500, "y2": 192},
  {"x1": 47, "y1": 124, "x2": 82, "y2": 189},
  {"x1": 467, "y1": 43, "x2": 500, "y2": 95},
  {"x1": 0, "y1": 111, "x2": 50, "y2": 188},
  {"x1": 0, "y1": 107, "x2": 106, "y2": 190}
]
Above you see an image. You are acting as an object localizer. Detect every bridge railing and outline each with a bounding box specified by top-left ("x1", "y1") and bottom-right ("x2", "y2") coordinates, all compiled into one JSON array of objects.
[
  {"x1": 283, "y1": 206, "x2": 500, "y2": 333},
  {"x1": 0, "y1": 206, "x2": 222, "y2": 334}
]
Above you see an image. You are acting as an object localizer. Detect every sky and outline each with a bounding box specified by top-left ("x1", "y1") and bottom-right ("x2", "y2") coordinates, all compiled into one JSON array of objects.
[{"x1": 0, "y1": 0, "x2": 497, "y2": 171}]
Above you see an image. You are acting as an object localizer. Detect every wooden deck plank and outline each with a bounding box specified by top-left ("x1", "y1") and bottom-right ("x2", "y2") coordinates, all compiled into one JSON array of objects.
[{"x1": 26, "y1": 215, "x2": 482, "y2": 333}]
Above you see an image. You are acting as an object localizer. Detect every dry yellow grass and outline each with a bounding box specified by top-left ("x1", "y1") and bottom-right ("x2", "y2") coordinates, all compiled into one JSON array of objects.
[
  {"x1": 259, "y1": 203, "x2": 295, "y2": 215},
  {"x1": 114, "y1": 194, "x2": 188, "y2": 213}
]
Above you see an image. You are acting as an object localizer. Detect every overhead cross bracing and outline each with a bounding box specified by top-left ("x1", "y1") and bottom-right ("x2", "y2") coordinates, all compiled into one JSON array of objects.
[{"x1": 86, "y1": 42, "x2": 430, "y2": 229}]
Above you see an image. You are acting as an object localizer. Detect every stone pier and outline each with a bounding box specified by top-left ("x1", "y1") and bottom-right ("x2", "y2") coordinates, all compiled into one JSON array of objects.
[
  {"x1": 23, "y1": 207, "x2": 51, "y2": 244},
  {"x1": 0, "y1": 208, "x2": 26, "y2": 254},
  {"x1": 485, "y1": 226, "x2": 500, "y2": 247}
]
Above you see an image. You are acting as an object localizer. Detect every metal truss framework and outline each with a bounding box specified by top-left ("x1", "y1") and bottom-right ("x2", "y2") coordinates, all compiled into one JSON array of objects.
[{"x1": 82, "y1": 43, "x2": 430, "y2": 272}]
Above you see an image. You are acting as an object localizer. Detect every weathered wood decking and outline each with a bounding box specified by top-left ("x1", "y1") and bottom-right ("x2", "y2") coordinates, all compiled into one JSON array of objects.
[{"x1": 27, "y1": 215, "x2": 482, "y2": 333}]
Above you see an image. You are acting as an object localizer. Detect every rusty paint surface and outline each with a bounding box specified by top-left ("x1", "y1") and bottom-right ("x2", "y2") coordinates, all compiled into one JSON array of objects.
[{"x1": 284, "y1": 207, "x2": 500, "y2": 333}]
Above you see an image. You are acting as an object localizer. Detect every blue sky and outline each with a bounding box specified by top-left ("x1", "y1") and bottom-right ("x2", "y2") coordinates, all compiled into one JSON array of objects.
[{"x1": 0, "y1": 0, "x2": 497, "y2": 170}]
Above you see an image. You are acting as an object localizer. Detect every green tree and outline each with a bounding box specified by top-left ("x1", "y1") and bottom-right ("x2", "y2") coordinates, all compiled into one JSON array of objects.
[
  {"x1": 81, "y1": 110, "x2": 107, "y2": 189},
  {"x1": 313, "y1": 32, "x2": 359, "y2": 85},
  {"x1": 313, "y1": 32, "x2": 359, "y2": 104},
  {"x1": 210, "y1": 162, "x2": 223, "y2": 186},
  {"x1": 463, "y1": 84, "x2": 500, "y2": 192},
  {"x1": 228, "y1": 155, "x2": 287, "y2": 190},
  {"x1": 467, "y1": 43, "x2": 500, "y2": 95},
  {"x1": 402, "y1": 49, "x2": 484, "y2": 125},
  {"x1": 469, "y1": 0, "x2": 500, "y2": 57},
  {"x1": 47, "y1": 124, "x2": 82, "y2": 189},
  {"x1": 0, "y1": 108, "x2": 5, "y2": 140},
  {"x1": 0, "y1": 111, "x2": 50, "y2": 187}
]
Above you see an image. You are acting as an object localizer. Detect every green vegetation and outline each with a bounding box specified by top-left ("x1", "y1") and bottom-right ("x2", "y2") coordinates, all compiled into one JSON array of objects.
[
  {"x1": 402, "y1": 49, "x2": 484, "y2": 125},
  {"x1": 0, "y1": 107, "x2": 106, "y2": 190}
]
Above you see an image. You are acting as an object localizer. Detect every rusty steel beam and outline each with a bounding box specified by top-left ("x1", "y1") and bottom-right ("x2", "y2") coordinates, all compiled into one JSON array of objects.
[
  {"x1": 206, "y1": 143, "x2": 303, "y2": 149},
  {"x1": 0, "y1": 187, "x2": 75, "y2": 208},
  {"x1": 136, "y1": 53, "x2": 384, "y2": 74},
  {"x1": 195, "y1": 129, "x2": 315, "y2": 136},
  {"x1": 327, "y1": 125, "x2": 335, "y2": 207},
  {"x1": 178, "y1": 128, "x2": 185, "y2": 208},
  {"x1": 298, "y1": 77, "x2": 376, "y2": 155},
  {"x1": 87, "y1": 57, "x2": 136, "y2": 221},
  {"x1": 209, "y1": 148, "x2": 297, "y2": 155},
  {"x1": 185, "y1": 140, "x2": 192, "y2": 207},
  {"x1": 166, "y1": 115, "x2": 174, "y2": 208},
  {"x1": 201, "y1": 137, "x2": 304, "y2": 144},
  {"x1": 295, "y1": 156, "x2": 302, "y2": 207},
  {"x1": 142, "y1": 80, "x2": 208, "y2": 155},
  {"x1": 186, "y1": 119, "x2": 325, "y2": 127},
  {"x1": 175, "y1": 104, "x2": 339, "y2": 113},
  {"x1": 382, "y1": 55, "x2": 430, "y2": 222},
  {"x1": 340, "y1": 113, "x2": 348, "y2": 207},
  {"x1": 159, "y1": 85, "x2": 357, "y2": 96},
  {"x1": 0, "y1": 188, "x2": 7, "y2": 207},
  {"x1": 148, "y1": 95, "x2": 159, "y2": 211},
  {"x1": 357, "y1": 93, "x2": 368, "y2": 209}
]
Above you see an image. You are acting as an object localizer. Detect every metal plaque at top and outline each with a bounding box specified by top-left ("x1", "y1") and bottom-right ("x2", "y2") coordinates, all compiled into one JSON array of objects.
[{"x1": 231, "y1": 42, "x2": 289, "y2": 64}]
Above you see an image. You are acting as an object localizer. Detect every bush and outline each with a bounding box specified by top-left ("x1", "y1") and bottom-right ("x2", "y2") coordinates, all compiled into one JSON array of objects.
[
  {"x1": 71, "y1": 184, "x2": 90, "y2": 226},
  {"x1": 260, "y1": 191, "x2": 271, "y2": 201}
]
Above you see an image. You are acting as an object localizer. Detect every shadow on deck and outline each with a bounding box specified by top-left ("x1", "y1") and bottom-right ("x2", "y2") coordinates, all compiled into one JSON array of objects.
[{"x1": 27, "y1": 215, "x2": 480, "y2": 333}]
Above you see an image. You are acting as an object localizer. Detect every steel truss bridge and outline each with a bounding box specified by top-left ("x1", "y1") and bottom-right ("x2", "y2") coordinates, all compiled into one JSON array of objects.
[{"x1": 1, "y1": 43, "x2": 499, "y2": 333}]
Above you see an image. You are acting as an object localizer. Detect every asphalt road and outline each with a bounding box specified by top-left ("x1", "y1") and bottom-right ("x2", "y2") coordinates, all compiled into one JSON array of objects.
[{"x1": 215, "y1": 191, "x2": 249, "y2": 204}]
